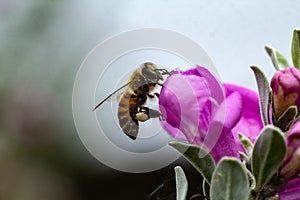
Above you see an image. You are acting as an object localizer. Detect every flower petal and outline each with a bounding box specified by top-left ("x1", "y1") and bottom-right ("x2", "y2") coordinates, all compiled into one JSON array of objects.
[
  {"x1": 194, "y1": 65, "x2": 225, "y2": 104},
  {"x1": 280, "y1": 121, "x2": 300, "y2": 179},
  {"x1": 159, "y1": 71, "x2": 208, "y2": 142},
  {"x1": 278, "y1": 179, "x2": 300, "y2": 200},
  {"x1": 161, "y1": 120, "x2": 187, "y2": 140},
  {"x1": 218, "y1": 91, "x2": 243, "y2": 130},
  {"x1": 159, "y1": 66, "x2": 225, "y2": 143},
  {"x1": 224, "y1": 83, "x2": 263, "y2": 144},
  {"x1": 203, "y1": 92, "x2": 242, "y2": 162}
]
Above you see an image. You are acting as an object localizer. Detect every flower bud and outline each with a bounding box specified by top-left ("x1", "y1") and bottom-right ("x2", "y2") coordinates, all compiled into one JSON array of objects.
[
  {"x1": 270, "y1": 67, "x2": 300, "y2": 119},
  {"x1": 280, "y1": 121, "x2": 300, "y2": 179}
]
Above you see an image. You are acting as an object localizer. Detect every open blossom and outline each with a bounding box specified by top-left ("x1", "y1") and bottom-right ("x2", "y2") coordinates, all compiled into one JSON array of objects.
[
  {"x1": 159, "y1": 66, "x2": 263, "y2": 162},
  {"x1": 271, "y1": 67, "x2": 300, "y2": 119}
]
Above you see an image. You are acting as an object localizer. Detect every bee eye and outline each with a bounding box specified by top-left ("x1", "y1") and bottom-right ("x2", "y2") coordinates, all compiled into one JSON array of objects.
[{"x1": 142, "y1": 67, "x2": 157, "y2": 80}]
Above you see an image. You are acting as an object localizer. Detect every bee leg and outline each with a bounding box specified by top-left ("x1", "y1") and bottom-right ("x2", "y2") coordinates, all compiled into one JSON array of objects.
[
  {"x1": 147, "y1": 93, "x2": 159, "y2": 99},
  {"x1": 147, "y1": 94, "x2": 155, "y2": 99},
  {"x1": 129, "y1": 104, "x2": 139, "y2": 112},
  {"x1": 159, "y1": 114, "x2": 165, "y2": 121},
  {"x1": 149, "y1": 109, "x2": 161, "y2": 119},
  {"x1": 137, "y1": 106, "x2": 165, "y2": 122},
  {"x1": 129, "y1": 104, "x2": 144, "y2": 120},
  {"x1": 148, "y1": 108, "x2": 165, "y2": 121},
  {"x1": 133, "y1": 105, "x2": 147, "y2": 122},
  {"x1": 139, "y1": 107, "x2": 161, "y2": 119},
  {"x1": 156, "y1": 68, "x2": 173, "y2": 75}
]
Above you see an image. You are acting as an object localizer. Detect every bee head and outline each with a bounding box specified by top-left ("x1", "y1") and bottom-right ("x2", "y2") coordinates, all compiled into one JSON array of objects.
[{"x1": 141, "y1": 62, "x2": 163, "y2": 83}]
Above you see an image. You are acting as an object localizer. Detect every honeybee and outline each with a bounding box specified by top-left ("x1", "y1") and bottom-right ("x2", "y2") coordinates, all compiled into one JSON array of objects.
[{"x1": 93, "y1": 62, "x2": 171, "y2": 140}]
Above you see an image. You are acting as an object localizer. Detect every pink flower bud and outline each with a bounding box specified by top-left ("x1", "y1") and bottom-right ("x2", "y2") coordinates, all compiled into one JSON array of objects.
[
  {"x1": 280, "y1": 121, "x2": 300, "y2": 179},
  {"x1": 270, "y1": 67, "x2": 300, "y2": 119}
]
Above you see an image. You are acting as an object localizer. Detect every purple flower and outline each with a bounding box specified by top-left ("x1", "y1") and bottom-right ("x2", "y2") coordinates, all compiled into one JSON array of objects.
[
  {"x1": 280, "y1": 121, "x2": 300, "y2": 179},
  {"x1": 271, "y1": 67, "x2": 300, "y2": 119},
  {"x1": 275, "y1": 121, "x2": 300, "y2": 199},
  {"x1": 159, "y1": 66, "x2": 263, "y2": 162},
  {"x1": 224, "y1": 84, "x2": 263, "y2": 145},
  {"x1": 278, "y1": 179, "x2": 300, "y2": 200}
]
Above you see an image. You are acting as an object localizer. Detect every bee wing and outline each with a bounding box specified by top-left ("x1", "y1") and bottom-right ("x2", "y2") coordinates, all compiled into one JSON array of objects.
[{"x1": 93, "y1": 81, "x2": 131, "y2": 111}]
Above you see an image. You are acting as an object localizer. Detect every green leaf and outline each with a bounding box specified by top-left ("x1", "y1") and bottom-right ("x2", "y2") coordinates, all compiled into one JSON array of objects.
[
  {"x1": 238, "y1": 132, "x2": 253, "y2": 156},
  {"x1": 251, "y1": 126, "x2": 286, "y2": 191},
  {"x1": 239, "y1": 151, "x2": 249, "y2": 162},
  {"x1": 265, "y1": 45, "x2": 289, "y2": 70},
  {"x1": 276, "y1": 105, "x2": 298, "y2": 131},
  {"x1": 203, "y1": 179, "x2": 210, "y2": 198},
  {"x1": 292, "y1": 29, "x2": 300, "y2": 69},
  {"x1": 174, "y1": 166, "x2": 188, "y2": 200},
  {"x1": 251, "y1": 65, "x2": 271, "y2": 125},
  {"x1": 169, "y1": 141, "x2": 216, "y2": 184},
  {"x1": 271, "y1": 92, "x2": 277, "y2": 125},
  {"x1": 210, "y1": 157, "x2": 249, "y2": 200}
]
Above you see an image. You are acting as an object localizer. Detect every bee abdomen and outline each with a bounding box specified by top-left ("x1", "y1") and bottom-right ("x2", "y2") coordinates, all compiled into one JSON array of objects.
[
  {"x1": 118, "y1": 92, "x2": 139, "y2": 140},
  {"x1": 118, "y1": 113, "x2": 139, "y2": 140},
  {"x1": 122, "y1": 122, "x2": 139, "y2": 140}
]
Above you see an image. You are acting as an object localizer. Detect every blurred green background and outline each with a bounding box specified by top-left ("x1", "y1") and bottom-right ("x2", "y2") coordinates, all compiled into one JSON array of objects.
[{"x1": 1, "y1": 1, "x2": 299, "y2": 199}]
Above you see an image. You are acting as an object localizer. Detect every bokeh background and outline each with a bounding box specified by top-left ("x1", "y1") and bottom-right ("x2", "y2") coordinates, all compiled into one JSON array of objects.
[{"x1": 1, "y1": 0, "x2": 300, "y2": 199}]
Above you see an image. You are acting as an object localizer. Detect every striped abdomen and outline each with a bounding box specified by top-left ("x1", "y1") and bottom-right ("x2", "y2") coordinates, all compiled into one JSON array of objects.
[{"x1": 118, "y1": 91, "x2": 146, "y2": 140}]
